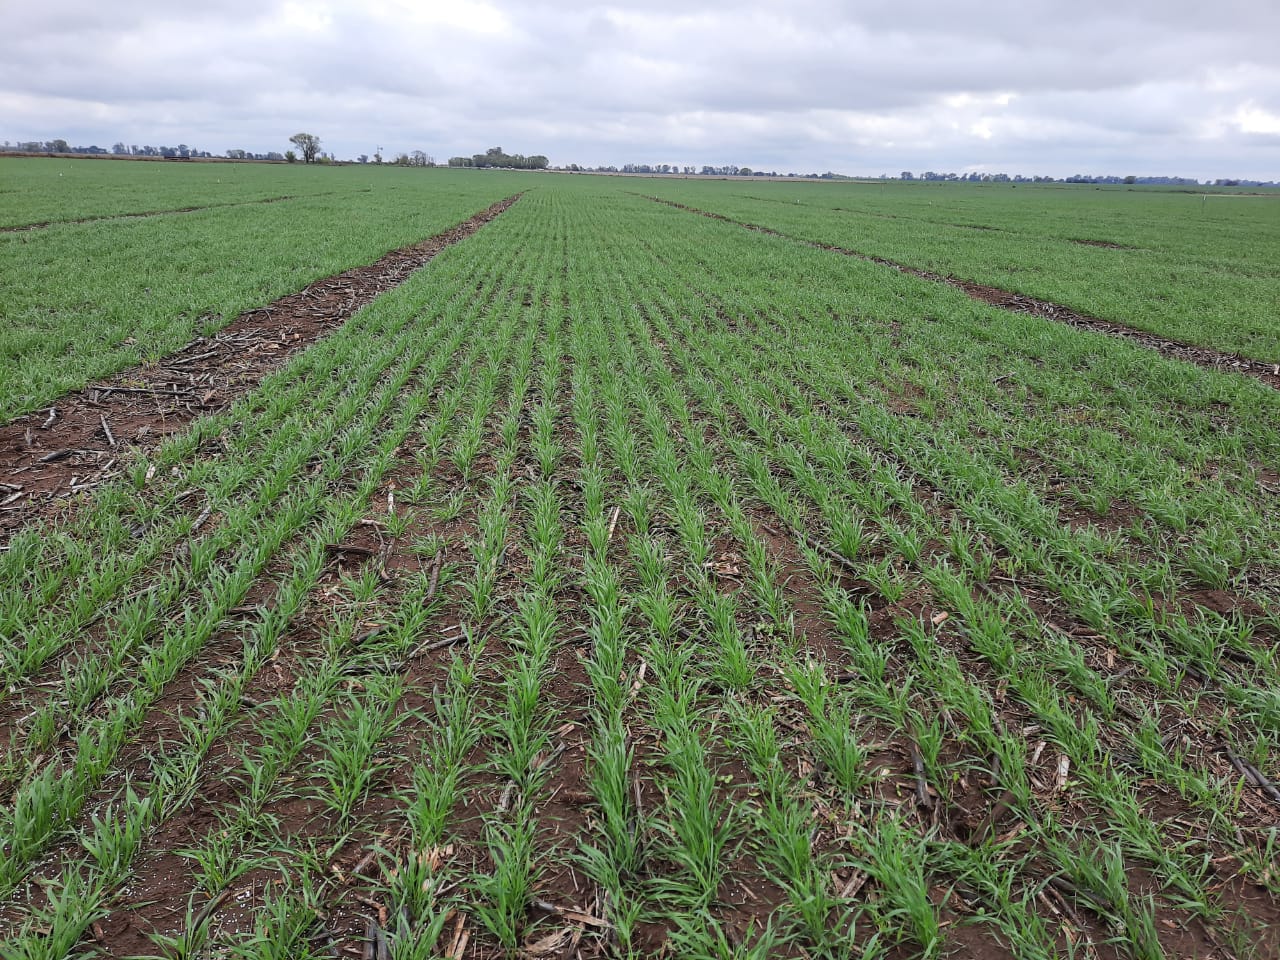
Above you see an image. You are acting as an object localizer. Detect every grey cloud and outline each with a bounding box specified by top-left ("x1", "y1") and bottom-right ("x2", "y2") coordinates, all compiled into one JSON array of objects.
[{"x1": 2, "y1": 0, "x2": 1277, "y2": 178}]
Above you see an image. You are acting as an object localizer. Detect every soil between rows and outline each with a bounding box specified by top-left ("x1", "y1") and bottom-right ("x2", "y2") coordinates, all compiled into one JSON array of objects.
[{"x1": 0, "y1": 194, "x2": 521, "y2": 543}]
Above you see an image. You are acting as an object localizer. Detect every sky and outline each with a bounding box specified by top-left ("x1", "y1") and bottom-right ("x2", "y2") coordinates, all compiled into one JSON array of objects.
[{"x1": 3, "y1": 0, "x2": 1278, "y2": 179}]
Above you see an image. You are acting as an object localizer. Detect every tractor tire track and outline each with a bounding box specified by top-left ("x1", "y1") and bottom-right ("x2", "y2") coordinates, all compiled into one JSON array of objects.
[
  {"x1": 0, "y1": 194, "x2": 521, "y2": 542},
  {"x1": 641, "y1": 195, "x2": 1280, "y2": 391},
  {"x1": 0, "y1": 191, "x2": 336, "y2": 233}
]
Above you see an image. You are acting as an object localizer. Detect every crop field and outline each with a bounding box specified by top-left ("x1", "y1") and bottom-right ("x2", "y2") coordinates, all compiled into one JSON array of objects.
[
  {"x1": 640, "y1": 179, "x2": 1280, "y2": 363},
  {"x1": 0, "y1": 161, "x2": 1278, "y2": 959},
  {"x1": 0, "y1": 160, "x2": 525, "y2": 418}
]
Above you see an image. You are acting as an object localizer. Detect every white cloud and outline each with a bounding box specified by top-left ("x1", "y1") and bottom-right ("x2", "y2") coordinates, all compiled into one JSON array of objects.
[{"x1": 1232, "y1": 103, "x2": 1280, "y2": 136}]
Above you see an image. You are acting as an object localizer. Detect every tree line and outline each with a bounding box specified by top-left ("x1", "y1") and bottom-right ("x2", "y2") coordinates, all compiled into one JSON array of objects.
[
  {"x1": 3, "y1": 140, "x2": 225, "y2": 159},
  {"x1": 448, "y1": 146, "x2": 548, "y2": 170},
  {"x1": 892, "y1": 171, "x2": 1277, "y2": 186},
  {"x1": 3, "y1": 140, "x2": 293, "y2": 161},
  {"x1": 8, "y1": 137, "x2": 1272, "y2": 186},
  {"x1": 895, "y1": 171, "x2": 1214, "y2": 185}
]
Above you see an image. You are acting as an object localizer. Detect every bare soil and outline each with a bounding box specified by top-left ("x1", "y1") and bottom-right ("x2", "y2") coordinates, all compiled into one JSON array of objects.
[{"x1": 1069, "y1": 237, "x2": 1137, "y2": 250}]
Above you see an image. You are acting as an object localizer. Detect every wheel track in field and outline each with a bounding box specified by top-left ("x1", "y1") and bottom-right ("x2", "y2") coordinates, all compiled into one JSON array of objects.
[
  {"x1": 0, "y1": 193, "x2": 522, "y2": 543},
  {"x1": 639, "y1": 195, "x2": 1280, "y2": 391},
  {"x1": 0, "y1": 298, "x2": 514, "y2": 953},
  {"x1": 0, "y1": 190, "x2": 342, "y2": 233}
]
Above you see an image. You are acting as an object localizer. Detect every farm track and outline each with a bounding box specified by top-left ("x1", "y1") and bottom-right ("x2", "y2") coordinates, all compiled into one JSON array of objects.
[
  {"x1": 0, "y1": 194, "x2": 520, "y2": 542},
  {"x1": 642, "y1": 195, "x2": 1280, "y2": 390},
  {"x1": 0, "y1": 192, "x2": 327, "y2": 233}
]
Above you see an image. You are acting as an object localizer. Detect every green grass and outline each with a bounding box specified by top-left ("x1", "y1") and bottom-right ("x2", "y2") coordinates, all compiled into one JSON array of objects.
[{"x1": 1, "y1": 157, "x2": 388, "y2": 227}]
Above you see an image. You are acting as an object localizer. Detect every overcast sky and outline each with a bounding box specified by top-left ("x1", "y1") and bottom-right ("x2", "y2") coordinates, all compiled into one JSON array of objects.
[{"x1": 3, "y1": 0, "x2": 1278, "y2": 178}]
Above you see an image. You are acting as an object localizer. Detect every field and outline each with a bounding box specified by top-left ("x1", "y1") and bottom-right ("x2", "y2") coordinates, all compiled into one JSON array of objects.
[
  {"x1": 640, "y1": 179, "x2": 1280, "y2": 362},
  {"x1": 0, "y1": 160, "x2": 1278, "y2": 959}
]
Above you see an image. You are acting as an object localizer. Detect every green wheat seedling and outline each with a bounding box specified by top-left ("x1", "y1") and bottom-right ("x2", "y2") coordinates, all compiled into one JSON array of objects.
[
  {"x1": 645, "y1": 252, "x2": 1264, "y2": 906},
  {"x1": 785, "y1": 657, "x2": 870, "y2": 797},
  {"x1": 4, "y1": 166, "x2": 1280, "y2": 960},
  {"x1": 472, "y1": 816, "x2": 540, "y2": 950},
  {"x1": 664, "y1": 913, "x2": 783, "y2": 960},
  {"x1": 647, "y1": 724, "x2": 737, "y2": 913},
  {"x1": 0, "y1": 866, "x2": 107, "y2": 960},
  {"x1": 0, "y1": 334, "x2": 475, "y2": 883},
  {"x1": 226, "y1": 872, "x2": 331, "y2": 960},
  {"x1": 934, "y1": 840, "x2": 1058, "y2": 960},
  {"x1": 47, "y1": 354, "x2": 492, "y2": 949},
  {"x1": 312, "y1": 674, "x2": 405, "y2": 827},
  {"x1": 851, "y1": 815, "x2": 943, "y2": 958}
]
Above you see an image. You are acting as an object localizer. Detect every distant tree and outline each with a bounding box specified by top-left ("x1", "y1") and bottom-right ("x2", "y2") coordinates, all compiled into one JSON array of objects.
[
  {"x1": 288, "y1": 133, "x2": 321, "y2": 164},
  {"x1": 284, "y1": 149, "x2": 298, "y2": 163},
  {"x1": 459, "y1": 146, "x2": 549, "y2": 170},
  {"x1": 357, "y1": 154, "x2": 369, "y2": 164},
  {"x1": 900, "y1": 171, "x2": 914, "y2": 180}
]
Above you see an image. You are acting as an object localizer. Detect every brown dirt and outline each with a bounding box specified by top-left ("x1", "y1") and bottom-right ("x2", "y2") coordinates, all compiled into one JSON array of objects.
[
  {"x1": 642, "y1": 195, "x2": 1280, "y2": 391},
  {"x1": 1069, "y1": 238, "x2": 1137, "y2": 250},
  {"x1": 0, "y1": 194, "x2": 520, "y2": 543}
]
